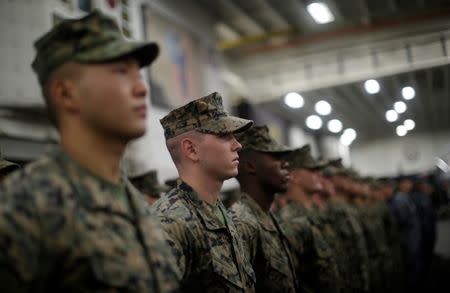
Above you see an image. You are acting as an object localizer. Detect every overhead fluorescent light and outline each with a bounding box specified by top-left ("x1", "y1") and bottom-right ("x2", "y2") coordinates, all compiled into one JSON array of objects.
[
  {"x1": 306, "y1": 115, "x2": 323, "y2": 130},
  {"x1": 327, "y1": 119, "x2": 343, "y2": 133},
  {"x1": 284, "y1": 92, "x2": 304, "y2": 109},
  {"x1": 315, "y1": 100, "x2": 332, "y2": 116},
  {"x1": 307, "y1": 2, "x2": 335, "y2": 24},
  {"x1": 364, "y1": 79, "x2": 380, "y2": 94}
]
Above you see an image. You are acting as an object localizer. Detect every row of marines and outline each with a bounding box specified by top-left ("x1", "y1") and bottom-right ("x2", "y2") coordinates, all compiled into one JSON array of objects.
[{"x1": 0, "y1": 10, "x2": 405, "y2": 292}]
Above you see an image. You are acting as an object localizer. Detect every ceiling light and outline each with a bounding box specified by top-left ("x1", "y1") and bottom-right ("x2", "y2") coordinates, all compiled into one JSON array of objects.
[
  {"x1": 402, "y1": 86, "x2": 415, "y2": 100},
  {"x1": 340, "y1": 129, "x2": 357, "y2": 146},
  {"x1": 327, "y1": 119, "x2": 343, "y2": 133},
  {"x1": 284, "y1": 92, "x2": 304, "y2": 109},
  {"x1": 396, "y1": 125, "x2": 407, "y2": 136},
  {"x1": 364, "y1": 79, "x2": 380, "y2": 94},
  {"x1": 340, "y1": 135, "x2": 353, "y2": 146},
  {"x1": 306, "y1": 115, "x2": 323, "y2": 130},
  {"x1": 404, "y1": 119, "x2": 415, "y2": 130},
  {"x1": 394, "y1": 101, "x2": 407, "y2": 113},
  {"x1": 385, "y1": 109, "x2": 398, "y2": 122},
  {"x1": 306, "y1": 2, "x2": 335, "y2": 24},
  {"x1": 315, "y1": 100, "x2": 332, "y2": 116},
  {"x1": 343, "y1": 128, "x2": 357, "y2": 141}
]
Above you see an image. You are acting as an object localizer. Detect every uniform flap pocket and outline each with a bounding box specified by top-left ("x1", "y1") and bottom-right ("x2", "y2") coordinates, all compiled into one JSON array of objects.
[{"x1": 90, "y1": 256, "x2": 132, "y2": 287}]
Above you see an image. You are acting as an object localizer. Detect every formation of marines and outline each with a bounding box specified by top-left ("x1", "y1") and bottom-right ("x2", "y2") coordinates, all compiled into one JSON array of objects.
[{"x1": 0, "y1": 10, "x2": 432, "y2": 293}]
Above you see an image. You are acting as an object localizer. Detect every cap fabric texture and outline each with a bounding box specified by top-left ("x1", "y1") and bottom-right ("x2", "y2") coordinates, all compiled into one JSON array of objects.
[
  {"x1": 160, "y1": 92, "x2": 253, "y2": 140},
  {"x1": 32, "y1": 10, "x2": 159, "y2": 84},
  {"x1": 235, "y1": 125, "x2": 291, "y2": 153}
]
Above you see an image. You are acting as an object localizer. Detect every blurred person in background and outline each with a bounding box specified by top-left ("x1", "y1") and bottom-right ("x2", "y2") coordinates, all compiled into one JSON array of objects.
[
  {"x1": 129, "y1": 169, "x2": 169, "y2": 205},
  {"x1": 411, "y1": 177, "x2": 437, "y2": 283},
  {"x1": 389, "y1": 177, "x2": 422, "y2": 292}
]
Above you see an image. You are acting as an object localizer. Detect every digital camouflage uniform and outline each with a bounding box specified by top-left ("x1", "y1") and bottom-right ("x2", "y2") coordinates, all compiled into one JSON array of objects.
[
  {"x1": 230, "y1": 126, "x2": 298, "y2": 293},
  {"x1": 374, "y1": 200, "x2": 404, "y2": 293},
  {"x1": 231, "y1": 193, "x2": 298, "y2": 293},
  {"x1": 277, "y1": 202, "x2": 341, "y2": 293},
  {"x1": 154, "y1": 93, "x2": 255, "y2": 292},
  {"x1": 326, "y1": 200, "x2": 370, "y2": 293},
  {"x1": 277, "y1": 145, "x2": 343, "y2": 293},
  {"x1": 0, "y1": 148, "x2": 179, "y2": 292},
  {"x1": 0, "y1": 10, "x2": 178, "y2": 292},
  {"x1": 356, "y1": 204, "x2": 388, "y2": 293}
]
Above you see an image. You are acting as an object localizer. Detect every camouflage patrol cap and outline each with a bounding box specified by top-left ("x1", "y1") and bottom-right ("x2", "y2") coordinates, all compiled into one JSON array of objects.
[
  {"x1": 0, "y1": 149, "x2": 19, "y2": 174},
  {"x1": 235, "y1": 125, "x2": 291, "y2": 153},
  {"x1": 286, "y1": 144, "x2": 325, "y2": 170},
  {"x1": 32, "y1": 10, "x2": 159, "y2": 85},
  {"x1": 160, "y1": 92, "x2": 253, "y2": 140},
  {"x1": 129, "y1": 170, "x2": 169, "y2": 197}
]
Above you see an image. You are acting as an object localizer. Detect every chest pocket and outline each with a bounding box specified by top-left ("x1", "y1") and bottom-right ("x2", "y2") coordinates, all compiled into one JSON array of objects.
[
  {"x1": 78, "y1": 210, "x2": 150, "y2": 289},
  {"x1": 260, "y1": 230, "x2": 290, "y2": 278},
  {"x1": 206, "y1": 229, "x2": 255, "y2": 290}
]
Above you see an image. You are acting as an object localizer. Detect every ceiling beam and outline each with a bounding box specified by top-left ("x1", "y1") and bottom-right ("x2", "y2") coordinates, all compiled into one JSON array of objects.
[
  {"x1": 266, "y1": 0, "x2": 312, "y2": 34},
  {"x1": 426, "y1": 68, "x2": 439, "y2": 132},
  {"x1": 408, "y1": 70, "x2": 432, "y2": 131},
  {"x1": 195, "y1": 0, "x2": 265, "y2": 36},
  {"x1": 444, "y1": 66, "x2": 450, "y2": 128},
  {"x1": 230, "y1": 0, "x2": 290, "y2": 31}
]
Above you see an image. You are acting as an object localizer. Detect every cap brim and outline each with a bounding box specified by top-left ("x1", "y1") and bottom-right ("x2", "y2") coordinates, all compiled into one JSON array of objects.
[
  {"x1": 0, "y1": 160, "x2": 20, "y2": 173},
  {"x1": 76, "y1": 40, "x2": 159, "y2": 68},
  {"x1": 199, "y1": 115, "x2": 253, "y2": 135},
  {"x1": 252, "y1": 141, "x2": 292, "y2": 154}
]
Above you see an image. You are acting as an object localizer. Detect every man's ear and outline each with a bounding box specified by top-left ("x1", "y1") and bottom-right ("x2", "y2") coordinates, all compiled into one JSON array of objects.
[
  {"x1": 180, "y1": 137, "x2": 199, "y2": 162},
  {"x1": 51, "y1": 78, "x2": 80, "y2": 113}
]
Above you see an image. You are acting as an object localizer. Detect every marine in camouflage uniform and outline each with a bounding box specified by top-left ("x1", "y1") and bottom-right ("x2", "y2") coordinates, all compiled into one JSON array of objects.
[
  {"x1": 230, "y1": 125, "x2": 299, "y2": 292},
  {"x1": 152, "y1": 93, "x2": 256, "y2": 292},
  {"x1": 276, "y1": 145, "x2": 342, "y2": 293},
  {"x1": 321, "y1": 164, "x2": 370, "y2": 293},
  {"x1": 371, "y1": 180, "x2": 404, "y2": 293},
  {"x1": 0, "y1": 10, "x2": 179, "y2": 292},
  {"x1": 129, "y1": 169, "x2": 170, "y2": 205},
  {"x1": 352, "y1": 179, "x2": 387, "y2": 293}
]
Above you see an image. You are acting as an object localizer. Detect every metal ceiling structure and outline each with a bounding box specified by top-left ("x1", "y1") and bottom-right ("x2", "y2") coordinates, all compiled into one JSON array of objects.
[{"x1": 191, "y1": 0, "x2": 450, "y2": 142}]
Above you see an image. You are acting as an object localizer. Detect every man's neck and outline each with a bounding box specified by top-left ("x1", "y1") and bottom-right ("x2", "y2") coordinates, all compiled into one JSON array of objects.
[
  {"x1": 180, "y1": 169, "x2": 223, "y2": 204},
  {"x1": 240, "y1": 181, "x2": 274, "y2": 212},
  {"x1": 60, "y1": 127, "x2": 126, "y2": 185}
]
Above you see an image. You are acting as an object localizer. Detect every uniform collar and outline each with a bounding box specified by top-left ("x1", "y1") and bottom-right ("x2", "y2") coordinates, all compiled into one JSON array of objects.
[
  {"x1": 240, "y1": 192, "x2": 277, "y2": 232},
  {"x1": 178, "y1": 180, "x2": 227, "y2": 230}
]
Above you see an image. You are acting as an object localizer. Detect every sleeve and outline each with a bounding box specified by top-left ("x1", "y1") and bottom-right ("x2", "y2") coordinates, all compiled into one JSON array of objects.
[
  {"x1": 0, "y1": 180, "x2": 42, "y2": 292},
  {"x1": 157, "y1": 216, "x2": 190, "y2": 282}
]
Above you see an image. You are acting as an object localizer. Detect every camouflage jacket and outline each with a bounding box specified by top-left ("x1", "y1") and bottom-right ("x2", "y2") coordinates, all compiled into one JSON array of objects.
[
  {"x1": 276, "y1": 202, "x2": 341, "y2": 293},
  {"x1": 230, "y1": 192, "x2": 298, "y2": 293},
  {"x1": 374, "y1": 201, "x2": 404, "y2": 293},
  {"x1": 326, "y1": 201, "x2": 370, "y2": 293},
  {"x1": 356, "y1": 204, "x2": 389, "y2": 293},
  {"x1": 0, "y1": 148, "x2": 179, "y2": 292},
  {"x1": 152, "y1": 181, "x2": 256, "y2": 292}
]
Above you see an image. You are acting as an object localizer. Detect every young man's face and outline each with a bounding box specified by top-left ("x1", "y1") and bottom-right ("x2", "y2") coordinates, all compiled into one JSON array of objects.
[
  {"x1": 289, "y1": 168, "x2": 323, "y2": 194},
  {"x1": 75, "y1": 58, "x2": 149, "y2": 141},
  {"x1": 254, "y1": 152, "x2": 290, "y2": 193},
  {"x1": 197, "y1": 133, "x2": 242, "y2": 181}
]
